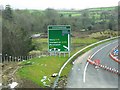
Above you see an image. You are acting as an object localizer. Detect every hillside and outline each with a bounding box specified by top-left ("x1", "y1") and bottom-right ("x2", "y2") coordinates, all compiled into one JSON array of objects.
[{"x1": 2, "y1": 5, "x2": 118, "y2": 56}]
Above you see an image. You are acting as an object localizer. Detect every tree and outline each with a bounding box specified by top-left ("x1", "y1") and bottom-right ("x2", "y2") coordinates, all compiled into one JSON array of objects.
[
  {"x1": 43, "y1": 8, "x2": 59, "y2": 33},
  {"x1": 80, "y1": 10, "x2": 92, "y2": 30},
  {"x1": 2, "y1": 5, "x2": 33, "y2": 57},
  {"x1": 3, "y1": 5, "x2": 13, "y2": 21}
]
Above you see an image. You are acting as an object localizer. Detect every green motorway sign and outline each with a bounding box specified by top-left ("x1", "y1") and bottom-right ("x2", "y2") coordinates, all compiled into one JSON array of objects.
[{"x1": 48, "y1": 25, "x2": 71, "y2": 52}]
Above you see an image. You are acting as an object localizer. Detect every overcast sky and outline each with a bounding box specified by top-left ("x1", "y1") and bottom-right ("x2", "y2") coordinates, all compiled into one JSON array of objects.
[{"x1": 1, "y1": 0, "x2": 120, "y2": 10}]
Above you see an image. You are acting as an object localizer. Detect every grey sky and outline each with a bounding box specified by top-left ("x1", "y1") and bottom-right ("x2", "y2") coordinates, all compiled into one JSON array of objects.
[{"x1": 1, "y1": 0, "x2": 120, "y2": 10}]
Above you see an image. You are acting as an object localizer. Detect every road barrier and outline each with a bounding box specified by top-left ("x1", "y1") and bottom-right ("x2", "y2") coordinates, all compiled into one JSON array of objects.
[
  {"x1": 53, "y1": 36, "x2": 119, "y2": 88},
  {"x1": 109, "y1": 53, "x2": 120, "y2": 64},
  {"x1": 87, "y1": 57, "x2": 120, "y2": 75},
  {"x1": 109, "y1": 46, "x2": 120, "y2": 64}
]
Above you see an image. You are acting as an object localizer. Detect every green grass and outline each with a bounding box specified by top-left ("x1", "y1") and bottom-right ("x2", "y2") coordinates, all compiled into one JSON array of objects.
[
  {"x1": 32, "y1": 38, "x2": 48, "y2": 51},
  {"x1": 17, "y1": 56, "x2": 69, "y2": 87},
  {"x1": 71, "y1": 38, "x2": 98, "y2": 55},
  {"x1": 33, "y1": 38, "x2": 47, "y2": 43},
  {"x1": 58, "y1": 11, "x2": 78, "y2": 14},
  {"x1": 72, "y1": 37, "x2": 98, "y2": 44},
  {"x1": 58, "y1": 11, "x2": 81, "y2": 17}
]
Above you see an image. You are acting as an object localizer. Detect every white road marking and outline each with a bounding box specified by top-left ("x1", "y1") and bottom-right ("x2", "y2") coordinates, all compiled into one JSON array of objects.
[
  {"x1": 83, "y1": 41, "x2": 117, "y2": 83},
  {"x1": 83, "y1": 62, "x2": 89, "y2": 83}
]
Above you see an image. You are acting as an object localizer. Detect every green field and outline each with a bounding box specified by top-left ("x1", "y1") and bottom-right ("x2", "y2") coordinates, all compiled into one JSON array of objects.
[{"x1": 57, "y1": 10, "x2": 81, "y2": 17}]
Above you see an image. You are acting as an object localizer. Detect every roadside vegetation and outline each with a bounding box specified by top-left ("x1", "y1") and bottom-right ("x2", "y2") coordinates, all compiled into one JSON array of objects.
[{"x1": 17, "y1": 57, "x2": 68, "y2": 87}]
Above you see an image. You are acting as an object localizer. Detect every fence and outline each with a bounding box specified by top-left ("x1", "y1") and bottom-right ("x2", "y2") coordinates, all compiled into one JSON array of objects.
[
  {"x1": 2, "y1": 52, "x2": 70, "y2": 63},
  {"x1": 2, "y1": 52, "x2": 50, "y2": 63}
]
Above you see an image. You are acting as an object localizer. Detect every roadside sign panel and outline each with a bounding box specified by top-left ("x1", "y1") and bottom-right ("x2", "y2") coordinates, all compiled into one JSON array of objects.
[
  {"x1": 114, "y1": 49, "x2": 118, "y2": 53},
  {"x1": 48, "y1": 25, "x2": 71, "y2": 52},
  {"x1": 113, "y1": 49, "x2": 118, "y2": 55}
]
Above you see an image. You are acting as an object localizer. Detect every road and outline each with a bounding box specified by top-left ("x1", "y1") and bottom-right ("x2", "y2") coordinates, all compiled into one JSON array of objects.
[{"x1": 66, "y1": 39, "x2": 119, "y2": 88}]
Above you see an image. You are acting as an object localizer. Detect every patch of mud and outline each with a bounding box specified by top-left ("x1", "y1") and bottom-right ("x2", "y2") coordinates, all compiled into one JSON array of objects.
[{"x1": 56, "y1": 75, "x2": 67, "y2": 88}]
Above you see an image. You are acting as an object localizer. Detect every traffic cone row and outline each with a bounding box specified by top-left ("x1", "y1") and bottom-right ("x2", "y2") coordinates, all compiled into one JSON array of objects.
[
  {"x1": 87, "y1": 57, "x2": 120, "y2": 75},
  {"x1": 97, "y1": 64, "x2": 119, "y2": 75}
]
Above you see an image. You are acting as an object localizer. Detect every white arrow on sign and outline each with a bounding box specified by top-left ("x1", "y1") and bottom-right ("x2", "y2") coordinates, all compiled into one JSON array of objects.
[{"x1": 63, "y1": 45, "x2": 68, "y2": 50}]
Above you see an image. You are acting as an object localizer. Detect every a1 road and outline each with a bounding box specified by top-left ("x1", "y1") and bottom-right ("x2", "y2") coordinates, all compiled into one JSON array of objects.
[{"x1": 66, "y1": 39, "x2": 119, "y2": 88}]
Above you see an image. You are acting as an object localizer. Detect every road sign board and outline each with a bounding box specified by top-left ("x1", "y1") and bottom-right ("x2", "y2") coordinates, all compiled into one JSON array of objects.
[
  {"x1": 48, "y1": 25, "x2": 71, "y2": 52},
  {"x1": 113, "y1": 49, "x2": 118, "y2": 55},
  {"x1": 114, "y1": 49, "x2": 118, "y2": 53}
]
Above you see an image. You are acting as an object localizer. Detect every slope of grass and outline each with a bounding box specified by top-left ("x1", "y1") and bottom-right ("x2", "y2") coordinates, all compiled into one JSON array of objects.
[{"x1": 17, "y1": 56, "x2": 68, "y2": 87}]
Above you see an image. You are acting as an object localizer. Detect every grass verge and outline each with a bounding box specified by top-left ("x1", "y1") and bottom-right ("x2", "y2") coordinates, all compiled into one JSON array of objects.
[{"x1": 17, "y1": 56, "x2": 69, "y2": 87}]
